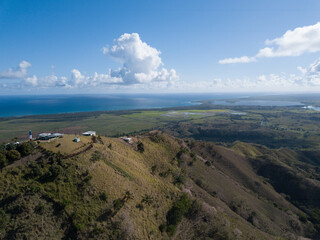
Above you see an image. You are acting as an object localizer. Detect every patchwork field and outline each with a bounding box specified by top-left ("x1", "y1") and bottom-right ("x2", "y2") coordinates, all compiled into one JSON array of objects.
[{"x1": 1, "y1": 103, "x2": 320, "y2": 150}]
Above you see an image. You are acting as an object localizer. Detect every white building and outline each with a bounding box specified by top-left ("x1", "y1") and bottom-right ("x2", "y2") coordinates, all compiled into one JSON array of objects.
[
  {"x1": 38, "y1": 133, "x2": 64, "y2": 140},
  {"x1": 121, "y1": 136, "x2": 132, "y2": 144},
  {"x1": 82, "y1": 131, "x2": 96, "y2": 136}
]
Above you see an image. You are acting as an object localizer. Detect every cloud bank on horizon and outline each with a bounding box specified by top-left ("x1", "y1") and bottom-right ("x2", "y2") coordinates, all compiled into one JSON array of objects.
[
  {"x1": 212, "y1": 58, "x2": 320, "y2": 89},
  {"x1": 1, "y1": 23, "x2": 320, "y2": 92},
  {"x1": 0, "y1": 33, "x2": 178, "y2": 90},
  {"x1": 219, "y1": 22, "x2": 320, "y2": 64},
  {"x1": 0, "y1": 61, "x2": 31, "y2": 79}
]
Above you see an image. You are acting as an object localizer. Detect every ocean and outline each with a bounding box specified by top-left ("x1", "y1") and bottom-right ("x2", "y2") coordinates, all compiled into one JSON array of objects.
[{"x1": 0, "y1": 93, "x2": 250, "y2": 117}]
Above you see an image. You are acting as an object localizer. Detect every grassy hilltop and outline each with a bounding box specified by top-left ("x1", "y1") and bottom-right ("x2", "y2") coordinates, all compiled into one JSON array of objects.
[{"x1": 1, "y1": 132, "x2": 320, "y2": 239}]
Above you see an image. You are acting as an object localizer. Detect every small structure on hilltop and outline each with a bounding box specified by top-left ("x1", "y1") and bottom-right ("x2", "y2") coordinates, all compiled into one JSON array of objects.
[
  {"x1": 29, "y1": 130, "x2": 33, "y2": 141},
  {"x1": 82, "y1": 131, "x2": 96, "y2": 136},
  {"x1": 73, "y1": 137, "x2": 80, "y2": 142},
  {"x1": 121, "y1": 136, "x2": 132, "y2": 144},
  {"x1": 37, "y1": 133, "x2": 64, "y2": 140}
]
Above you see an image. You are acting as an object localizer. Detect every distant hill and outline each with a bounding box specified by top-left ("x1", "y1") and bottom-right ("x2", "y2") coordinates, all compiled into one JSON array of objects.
[{"x1": 0, "y1": 132, "x2": 319, "y2": 239}]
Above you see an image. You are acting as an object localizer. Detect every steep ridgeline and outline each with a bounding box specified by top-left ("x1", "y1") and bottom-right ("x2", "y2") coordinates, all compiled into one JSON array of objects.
[{"x1": 0, "y1": 132, "x2": 319, "y2": 239}]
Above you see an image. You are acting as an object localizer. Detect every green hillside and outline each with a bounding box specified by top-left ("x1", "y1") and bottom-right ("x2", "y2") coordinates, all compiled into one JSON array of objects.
[{"x1": 1, "y1": 132, "x2": 319, "y2": 239}]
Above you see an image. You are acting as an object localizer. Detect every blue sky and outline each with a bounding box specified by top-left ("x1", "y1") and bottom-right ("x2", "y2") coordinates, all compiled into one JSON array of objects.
[{"x1": 1, "y1": 0, "x2": 320, "y2": 93}]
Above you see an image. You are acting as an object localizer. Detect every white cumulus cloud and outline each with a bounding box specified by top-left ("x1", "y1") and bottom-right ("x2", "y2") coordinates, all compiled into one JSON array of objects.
[
  {"x1": 70, "y1": 69, "x2": 123, "y2": 87},
  {"x1": 219, "y1": 22, "x2": 320, "y2": 64},
  {"x1": 208, "y1": 58, "x2": 320, "y2": 91},
  {"x1": 0, "y1": 60, "x2": 31, "y2": 78},
  {"x1": 24, "y1": 74, "x2": 70, "y2": 88},
  {"x1": 302, "y1": 58, "x2": 320, "y2": 86},
  {"x1": 219, "y1": 56, "x2": 256, "y2": 64},
  {"x1": 103, "y1": 33, "x2": 178, "y2": 84},
  {"x1": 2, "y1": 33, "x2": 178, "y2": 90}
]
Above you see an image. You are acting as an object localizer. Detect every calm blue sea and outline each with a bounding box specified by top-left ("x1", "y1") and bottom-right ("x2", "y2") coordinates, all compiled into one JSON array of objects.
[{"x1": 0, "y1": 93, "x2": 252, "y2": 117}]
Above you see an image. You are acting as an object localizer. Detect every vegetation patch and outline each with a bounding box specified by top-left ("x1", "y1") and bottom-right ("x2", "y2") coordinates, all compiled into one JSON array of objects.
[{"x1": 165, "y1": 193, "x2": 192, "y2": 236}]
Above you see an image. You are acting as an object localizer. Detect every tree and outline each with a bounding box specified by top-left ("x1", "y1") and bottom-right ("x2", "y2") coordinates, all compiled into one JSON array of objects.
[
  {"x1": 137, "y1": 141, "x2": 144, "y2": 153},
  {"x1": 141, "y1": 194, "x2": 153, "y2": 206},
  {"x1": 5, "y1": 143, "x2": 16, "y2": 151},
  {"x1": 123, "y1": 191, "x2": 134, "y2": 202},
  {"x1": 166, "y1": 193, "x2": 192, "y2": 236},
  {"x1": 17, "y1": 142, "x2": 34, "y2": 157},
  {"x1": 0, "y1": 143, "x2": 6, "y2": 154},
  {"x1": 6, "y1": 150, "x2": 21, "y2": 162},
  {"x1": 0, "y1": 153, "x2": 8, "y2": 169}
]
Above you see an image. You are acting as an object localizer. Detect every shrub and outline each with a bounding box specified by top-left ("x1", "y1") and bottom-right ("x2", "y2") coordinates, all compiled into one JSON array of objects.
[
  {"x1": 174, "y1": 174, "x2": 186, "y2": 185},
  {"x1": 17, "y1": 142, "x2": 34, "y2": 157},
  {"x1": 0, "y1": 144, "x2": 6, "y2": 154},
  {"x1": 6, "y1": 149, "x2": 21, "y2": 162},
  {"x1": 298, "y1": 213, "x2": 308, "y2": 223},
  {"x1": 187, "y1": 200, "x2": 202, "y2": 219},
  {"x1": 0, "y1": 153, "x2": 8, "y2": 169},
  {"x1": 137, "y1": 141, "x2": 144, "y2": 153},
  {"x1": 98, "y1": 208, "x2": 112, "y2": 221},
  {"x1": 176, "y1": 147, "x2": 188, "y2": 159},
  {"x1": 40, "y1": 164, "x2": 62, "y2": 182},
  {"x1": 136, "y1": 203, "x2": 144, "y2": 210},
  {"x1": 5, "y1": 143, "x2": 16, "y2": 151},
  {"x1": 0, "y1": 209, "x2": 9, "y2": 231},
  {"x1": 208, "y1": 226, "x2": 230, "y2": 240},
  {"x1": 166, "y1": 193, "x2": 192, "y2": 231},
  {"x1": 167, "y1": 224, "x2": 177, "y2": 236},
  {"x1": 99, "y1": 192, "x2": 108, "y2": 201},
  {"x1": 310, "y1": 208, "x2": 320, "y2": 224},
  {"x1": 141, "y1": 194, "x2": 153, "y2": 206},
  {"x1": 123, "y1": 191, "x2": 134, "y2": 201},
  {"x1": 159, "y1": 224, "x2": 166, "y2": 232},
  {"x1": 97, "y1": 135, "x2": 104, "y2": 144},
  {"x1": 159, "y1": 170, "x2": 171, "y2": 178},
  {"x1": 151, "y1": 165, "x2": 157, "y2": 175},
  {"x1": 83, "y1": 175, "x2": 93, "y2": 183},
  {"x1": 90, "y1": 151, "x2": 101, "y2": 162},
  {"x1": 28, "y1": 163, "x2": 42, "y2": 178},
  {"x1": 195, "y1": 179, "x2": 204, "y2": 188},
  {"x1": 150, "y1": 134, "x2": 163, "y2": 143},
  {"x1": 34, "y1": 203, "x2": 45, "y2": 215},
  {"x1": 113, "y1": 199, "x2": 124, "y2": 211}
]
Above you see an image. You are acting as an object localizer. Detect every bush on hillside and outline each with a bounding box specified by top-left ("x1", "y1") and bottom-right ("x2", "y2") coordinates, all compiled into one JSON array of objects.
[
  {"x1": 34, "y1": 203, "x2": 45, "y2": 215},
  {"x1": 166, "y1": 193, "x2": 192, "y2": 235},
  {"x1": 99, "y1": 192, "x2": 108, "y2": 201},
  {"x1": 5, "y1": 143, "x2": 16, "y2": 151},
  {"x1": 90, "y1": 151, "x2": 102, "y2": 162},
  {"x1": 151, "y1": 165, "x2": 157, "y2": 175},
  {"x1": 40, "y1": 164, "x2": 62, "y2": 182},
  {"x1": 6, "y1": 150, "x2": 21, "y2": 162},
  {"x1": 0, "y1": 144, "x2": 6, "y2": 154},
  {"x1": 187, "y1": 200, "x2": 202, "y2": 219},
  {"x1": 0, "y1": 153, "x2": 8, "y2": 169},
  {"x1": 113, "y1": 199, "x2": 124, "y2": 211},
  {"x1": 17, "y1": 142, "x2": 34, "y2": 157},
  {"x1": 0, "y1": 209, "x2": 9, "y2": 232},
  {"x1": 137, "y1": 141, "x2": 144, "y2": 153},
  {"x1": 174, "y1": 174, "x2": 186, "y2": 185},
  {"x1": 141, "y1": 194, "x2": 153, "y2": 206}
]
